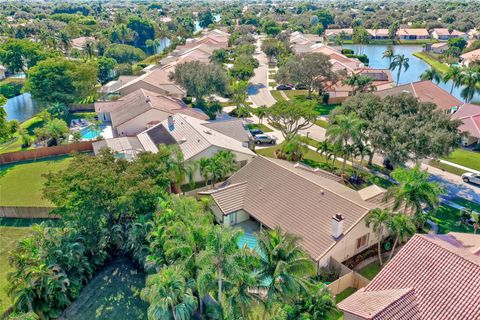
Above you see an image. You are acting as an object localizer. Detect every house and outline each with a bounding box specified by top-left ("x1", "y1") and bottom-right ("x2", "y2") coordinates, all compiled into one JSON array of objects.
[
  {"x1": 199, "y1": 156, "x2": 391, "y2": 268},
  {"x1": 71, "y1": 36, "x2": 95, "y2": 50},
  {"x1": 431, "y1": 28, "x2": 468, "y2": 41},
  {"x1": 289, "y1": 31, "x2": 323, "y2": 46},
  {"x1": 428, "y1": 42, "x2": 449, "y2": 54},
  {"x1": 0, "y1": 65, "x2": 5, "y2": 80},
  {"x1": 326, "y1": 68, "x2": 394, "y2": 104},
  {"x1": 374, "y1": 80, "x2": 462, "y2": 113},
  {"x1": 93, "y1": 114, "x2": 255, "y2": 180},
  {"x1": 396, "y1": 28, "x2": 430, "y2": 40},
  {"x1": 451, "y1": 103, "x2": 480, "y2": 146},
  {"x1": 467, "y1": 29, "x2": 479, "y2": 40},
  {"x1": 95, "y1": 88, "x2": 207, "y2": 136},
  {"x1": 367, "y1": 29, "x2": 389, "y2": 40},
  {"x1": 460, "y1": 48, "x2": 480, "y2": 67},
  {"x1": 100, "y1": 68, "x2": 186, "y2": 98},
  {"x1": 338, "y1": 233, "x2": 480, "y2": 320},
  {"x1": 325, "y1": 28, "x2": 354, "y2": 41}
]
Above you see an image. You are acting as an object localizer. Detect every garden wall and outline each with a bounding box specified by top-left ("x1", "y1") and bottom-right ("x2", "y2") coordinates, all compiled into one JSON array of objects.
[
  {"x1": 0, "y1": 141, "x2": 94, "y2": 164},
  {"x1": 328, "y1": 271, "x2": 370, "y2": 296},
  {"x1": 69, "y1": 103, "x2": 95, "y2": 112},
  {"x1": 0, "y1": 206, "x2": 58, "y2": 218}
]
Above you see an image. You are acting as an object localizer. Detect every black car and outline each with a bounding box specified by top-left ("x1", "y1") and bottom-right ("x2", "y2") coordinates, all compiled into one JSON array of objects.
[
  {"x1": 295, "y1": 84, "x2": 308, "y2": 90},
  {"x1": 249, "y1": 128, "x2": 263, "y2": 136},
  {"x1": 276, "y1": 84, "x2": 293, "y2": 90}
]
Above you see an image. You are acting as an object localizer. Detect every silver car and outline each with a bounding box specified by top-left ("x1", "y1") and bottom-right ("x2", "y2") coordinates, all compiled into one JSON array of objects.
[
  {"x1": 254, "y1": 134, "x2": 277, "y2": 145},
  {"x1": 462, "y1": 172, "x2": 480, "y2": 185}
]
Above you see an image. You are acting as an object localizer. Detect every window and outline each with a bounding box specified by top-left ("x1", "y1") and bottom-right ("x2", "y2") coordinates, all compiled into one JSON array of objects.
[{"x1": 355, "y1": 234, "x2": 369, "y2": 250}]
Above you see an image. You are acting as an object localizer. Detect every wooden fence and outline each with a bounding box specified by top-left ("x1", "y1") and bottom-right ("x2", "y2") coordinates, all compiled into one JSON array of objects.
[
  {"x1": 69, "y1": 103, "x2": 95, "y2": 112},
  {"x1": 0, "y1": 141, "x2": 94, "y2": 164},
  {"x1": 0, "y1": 206, "x2": 58, "y2": 218}
]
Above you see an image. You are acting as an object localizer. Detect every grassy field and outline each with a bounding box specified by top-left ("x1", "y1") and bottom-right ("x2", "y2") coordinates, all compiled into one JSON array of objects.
[
  {"x1": 0, "y1": 156, "x2": 72, "y2": 207},
  {"x1": 412, "y1": 52, "x2": 449, "y2": 73},
  {"x1": 246, "y1": 123, "x2": 273, "y2": 132},
  {"x1": 270, "y1": 90, "x2": 285, "y2": 102},
  {"x1": 428, "y1": 205, "x2": 475, "y2": 234},
  {"x1": 358, "y1": 261, "x2": 382, "y2": 280},
  {"x1": 441, "y1": 149, "x2": 480, "y2": 171},
  {"x1": 315, "y1": 119, "x2": 329, "y2": 128},
  {"x1": 59, "y1": 257, "x2": 147, "y2": 320},
  {"x1": 0, "y1": 116, "x2": 44, "y2": 154}
]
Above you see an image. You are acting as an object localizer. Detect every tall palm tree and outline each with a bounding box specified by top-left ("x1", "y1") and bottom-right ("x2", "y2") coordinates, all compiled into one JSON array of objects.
[
  {"x1": 382, "y1": 47, "x2": 394, "y2": 64},
  {"x1": 141, "y1": 267, "x2": 198, "y2": 320},
  {"x1": 326, "y1": 113, "x2": 364, "y2": 174},
  {"x1": 59, "y1": 31, "x2": 72, "y2": 54},
  {"x1": 253, "y1": 106, "x2": 268, "y2": 125},
  {"x1": 384, "y1": 166, "x2": 444, "y2": 215},
  {"x1": 389, "y1": 54, "x2": 410, "y2": 86},
  {"x1": 365, "y1": 209, "x2": 392, "y2": 266},
  {"x1": 459, "y1": 68, "x2": 480, "y2": 103},
  {"x1": 83, "y1": 41, "x2": 96, "y2": 59},
  {"x1": 343, "y1": 73, "x2": 375, "y2": 95},
  {"x1": 420, "y1": 67, "x2": 442, "y2": 84},
  {"x1": 443, "y1": 65, "x2": 463, "y2": 94},
  {"x1": 256, "y1": 227, "x2": 315, "y2": 314},
  {"x1": 387, "y1": 213, "x2": 416, "y2": 261}
]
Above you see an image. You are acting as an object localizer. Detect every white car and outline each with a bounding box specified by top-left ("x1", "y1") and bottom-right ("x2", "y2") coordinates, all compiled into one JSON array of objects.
[{"x1": 462, "y1": 172, "x2": 480, "y2": 185}]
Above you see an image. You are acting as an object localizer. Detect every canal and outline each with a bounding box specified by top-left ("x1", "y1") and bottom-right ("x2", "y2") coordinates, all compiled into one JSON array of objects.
[{"x1": 344, "y1": 44, "x2": 479, "y2": 102}]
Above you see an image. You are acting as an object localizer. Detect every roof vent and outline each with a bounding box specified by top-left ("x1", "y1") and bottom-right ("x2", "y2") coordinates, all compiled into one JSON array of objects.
[
  {"x1": 204, "y1": 129, "x2": 212, "y2": 135},
  {"x1": 332, "y1": 214, "x2": 345, "y2": 239},
  {"x1": 179, "y1": 138, "x2": 187, "y2": 144}
]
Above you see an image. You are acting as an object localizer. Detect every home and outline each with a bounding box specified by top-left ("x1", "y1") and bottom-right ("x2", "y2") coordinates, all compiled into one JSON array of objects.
[
  {"x1": 325, "y1": 28, "x2": 354, "y2": 41},
  {"x1": 396, "y1": 28, "x2": 430, "y2": 40},
  {"x1": 99, "y1": 68, "x2": 186, "y2": 98},
  {"x1": 0, "y1": 65, "x2": 5, "y2": 80},
  {"x1": 374, "y1": 80, "x2": 462, "y2": 113},
  {"x1": 431, "y1": 28, "x2": 468, "y2": 41},
  {"x1": 199, "y1": 156, "x2": 391, "y2": 268},
  {"x1": 367, "y1": 29, "x2": 389, "y2": 40},
  {"x1": 289, "y1": 31, "x2": 323, "y2": 47},
  {"x1": 93, "y1": 114, "x2": 255, "y2": 179},
  {"x1": 460, "y1": 48, "x2": 480, "y2": 67},
  {"x1": 428, "y1": 42, "x2": 449, "y2": 54},
  {"x1": 71, "y1": 36, "x2": 95, "y2": 51},
  {"x1": 338, "y1": 233, "x2": 480, "y2": 320},
  {"x1": 451, "y1": 103, "x2": 480, "y2": 146},
  {"x1": 95, "y1": 88, "x2": 207, "y2": 136},
  {"x1": 326, "y1": 68, "x2": 394, "y2": 104}
]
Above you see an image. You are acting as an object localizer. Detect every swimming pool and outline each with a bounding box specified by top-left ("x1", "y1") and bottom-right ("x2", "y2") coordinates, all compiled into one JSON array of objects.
[
  {"x1": 238, "y1": 232, "x2": 258, "y2": 250},
  {"x1": 80, "y1": 126, "x2": 103, "y2": 140}
]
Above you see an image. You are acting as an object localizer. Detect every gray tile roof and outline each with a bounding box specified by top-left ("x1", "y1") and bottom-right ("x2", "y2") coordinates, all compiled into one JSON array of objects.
[{"x1": 203, "y1": 119, "x2": 252, "y2": 143}]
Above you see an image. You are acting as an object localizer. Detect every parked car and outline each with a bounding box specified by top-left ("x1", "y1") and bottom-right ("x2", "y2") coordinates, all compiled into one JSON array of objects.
[
  {"x1": 249, "y1": 128, "x2": 263, "y2": 136},
  {"x1": 383, "y1": 158, "x2": 394, "y2": 171},
  {"x1": 254, "y1": 134, "x2": 277, "y2": 145},
  {"x1": 462, "y1": 172, "x2": 480, "y2": 185},
  {"x1": 276, "y1": 84, "x2": 293, "y2": 90},
  {"x1": 295, "y1": 84, "x2": 308, "y2": 90}
]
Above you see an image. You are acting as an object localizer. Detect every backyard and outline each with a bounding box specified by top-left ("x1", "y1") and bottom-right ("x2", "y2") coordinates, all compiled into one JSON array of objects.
[
  {"x1": 59, "y1": 257, "x2": 148, "y2": 320},
  {"x1": 358, "y1": 261, "x2": 382, "y2": 280},
  {"x1": 0, "y1": 156, "x2": 72, "y2": 207}
]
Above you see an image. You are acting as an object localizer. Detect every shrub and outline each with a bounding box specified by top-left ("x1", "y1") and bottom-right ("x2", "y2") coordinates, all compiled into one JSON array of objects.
[
  {"x1": 341, "y1": 48, "x2": 354, "y2": 55},
  {"x1": 0, "y1": 81, "x2": 23, "y2": 98}
]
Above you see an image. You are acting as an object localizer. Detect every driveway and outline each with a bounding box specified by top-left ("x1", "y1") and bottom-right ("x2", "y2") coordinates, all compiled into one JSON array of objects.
[{"x1": 248, "y1": 37, "x2": 277, "y2": 107}]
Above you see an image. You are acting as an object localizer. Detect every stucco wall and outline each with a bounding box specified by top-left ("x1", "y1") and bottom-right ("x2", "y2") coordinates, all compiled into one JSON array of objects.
[{"x1": 224, "y1": 209, "x2": 250, "y2": 226}]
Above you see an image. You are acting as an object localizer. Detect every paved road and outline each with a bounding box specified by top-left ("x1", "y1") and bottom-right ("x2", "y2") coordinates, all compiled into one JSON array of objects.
[{"x1": 248, "y1": 37, "x2": 277, "y2": 107}]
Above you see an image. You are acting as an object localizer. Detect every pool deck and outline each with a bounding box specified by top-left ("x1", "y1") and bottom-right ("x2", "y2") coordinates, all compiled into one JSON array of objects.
[{"x1": 236, "y1": 219, "x2": 261, "y2": 235}]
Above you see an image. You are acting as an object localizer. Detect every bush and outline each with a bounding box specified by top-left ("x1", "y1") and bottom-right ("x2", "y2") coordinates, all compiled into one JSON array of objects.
[
  {"x1": 105, "y1": 44, "x2": 146, "y2": 64},
  {"x1": 345, "y1": 53, "x2": 369, "y2": 65},
  {"x1": 341, "y1": 48, "x2": 354, "y2": 55},
  {"x1": 0, "y1": 81, "x2": 23, "y2": 98}
]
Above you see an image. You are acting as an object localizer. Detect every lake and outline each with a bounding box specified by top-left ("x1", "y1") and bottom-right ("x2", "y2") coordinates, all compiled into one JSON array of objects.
[
  {"x1": 343, "y1": 44, "x2": 479, "y2": 102},
  {"x1": 4, "y1": 93, "x2": 42, "y2": 122}
]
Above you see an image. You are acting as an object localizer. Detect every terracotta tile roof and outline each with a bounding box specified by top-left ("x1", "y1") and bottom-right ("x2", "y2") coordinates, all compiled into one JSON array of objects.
[
  {"x1": 397, "y1": 28, "x2": 429, "y2": 37},
  {"x1": 432, "y1": 28, "x2": 466, "y2": 36},
  {"x1": 115, "y1": 69, "x2": 186, "y2": 97},
  {"x1": 201, "y1": 157, "x2": 386, "y2": 261},
  {"x1": 374, "y1": 80, "x2": 462, "y2": 110},
  {"x1": 367, "y1": 29, "x2": 389, "y2": 37},
  {"x1": 451, "y1": 103, "x2": 480, "y2": 138},
  {"x1": 461, "y1": 48, "x2": 480, "y2": 61},
  {"x1": 339, "y1": 233, "x2": 480, "y2": 319}
]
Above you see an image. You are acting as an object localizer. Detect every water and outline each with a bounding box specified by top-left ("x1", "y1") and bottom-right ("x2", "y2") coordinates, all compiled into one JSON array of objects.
[
  {"x1": 80, "y1": 126, "x2": 101, "y2": 140},
  {"x1": 4, "y1": 93, "x2": 41, "y2": 122},
  {"x1": 155, "y1": 37, "x2": 171, "y2": 54},
  {"x1": 343, "y1": 44, "x2": 479, "y2": 102},
  {"x1": 194, "y1": 13, "x2": 221, "y2": 32},
  {"x1": 238, "y1": 232, "x2": 257, "y2": 250}
]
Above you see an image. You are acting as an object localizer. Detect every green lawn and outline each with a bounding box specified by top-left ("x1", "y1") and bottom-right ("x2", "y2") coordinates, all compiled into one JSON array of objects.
[
  {"x1": 428, "y1": 159, "x2": 465, "y2": 176},
  {"x1": 358, "y1": 261, "x2": 382, "y2": 280},
  {"x1": 441, "y1": 149, "x2": 480, "y2": 171},
  {"x1": 315, "y1": 119, "x2": 329, "y2": 128},
  {"x1": 0, "y1": 116, "x2": 44, "y2": 154},
  {"x1": 428, "y1": 205, "x2": 475, "y2": 234},
  {"x1": 59, "y1": 257, "x2": 147, "y2": 320},
  {"x1": 0, "y1": 156, "x2": 72, "y2": 207},
  {"x1": 412, "y1": 52, "x2": 449, "y2": 73},
  {"x1": 246, "y1": 123, "x2": 273, "y2": 132},
  {"x1": 335, "y1": 287, "x2": 357, "y2": 303},
  {"x1": 0, "y1": 225, "x2": 35, "y2": 313},
  {"x1": 450, "y1": 197, "x2": 480, "y2": 212},
  {"x1": 270, "y1": 90, "x2": 285, "y2": 102}
]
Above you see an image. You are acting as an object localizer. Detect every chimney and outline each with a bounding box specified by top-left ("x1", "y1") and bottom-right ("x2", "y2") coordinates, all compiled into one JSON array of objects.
[
  {"x1": 332, "y1": 214, "x2": 345, "y2": 239},
  {"x1": 167, "y1": 116, "x2": 174, "y2": 130}
]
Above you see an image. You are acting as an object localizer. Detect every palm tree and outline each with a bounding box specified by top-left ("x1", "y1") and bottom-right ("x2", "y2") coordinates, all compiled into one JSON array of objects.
[
  {"x1": 59, "y1": 31, "x2": 72, "y2": 54},
  {"x1": 382, "y1": 47, "x2": 394, "y2": 64},
  {"x1": 146, "y1": 38, "x2": 161, "y2": 55},
  {"x1": 253, "y1": 106, "x2": 268, "y2": 125},
  {"x1": 365, "y1": 209, "x2": 392, "y2": 266},
  {"x1": 141, "y1": 267, "x2": 198, "y2": 320},
  {"x1": 389, "y1": 54, "x2": 410, "y2": 86},
  {"x1": 326, "y1": 113, "x2": 364, "y2": 174},
  {"x1": 387, "y1": 213, "x2": 416, "y2": 261},
  {"x1": 256, "y1": 227, "x2": 315, "y2": 314},
  {"x1": 343, "y1": 73, "x2": 375, "y2": 95},
  {"x1": 443, "y1": 65, "x2": 463, "y2": 94},
  {"x1": 420, "y1": 67, "x2": 442, "y2": 84},
  {"x1": 384, "y1": 166, "x2": 444, "y2": 215},
  {"x1": 83, "y1": 41, "x2": 96, "y2": 59},
  {"x1": 316, "y1": 140, "x2": 333, "y2": 163},
  {"x1": 459, "y1": 68, "x2": 480, "y2": 103}
]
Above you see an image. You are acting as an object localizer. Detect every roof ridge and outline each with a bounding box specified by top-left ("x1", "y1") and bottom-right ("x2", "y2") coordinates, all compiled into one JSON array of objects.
[
  {"x1": 418, "y1": 234, "x2": 480, "y2": 267},
  {"x1": 367, "y1": 287, "x2": 418, "y2": 318}
]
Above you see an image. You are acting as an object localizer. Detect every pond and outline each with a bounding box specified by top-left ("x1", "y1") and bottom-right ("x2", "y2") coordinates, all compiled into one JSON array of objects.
[
  {"x1": 194, "y1": 13, "x2": 221, "y2": 32},
  {"x1": 343, "y1": 44, "x2": 479, "y2": 102},
  {"x1": 4, "y1": 93, "x2": 42, "y2": 122}
]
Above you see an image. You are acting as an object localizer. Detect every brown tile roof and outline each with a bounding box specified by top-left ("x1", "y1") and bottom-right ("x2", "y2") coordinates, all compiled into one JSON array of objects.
[
  {"x1": 201, "y1": 157, "x2": 385, "y2": 261},
  {"x1": 432, "y1": 28, "x2": 466, "y2": 36},
  {"x1": 397, "y1": 28, "x2": 429, "y2": 37},
  {"x1": 461, "y1": 48, "x2": 480, "y2": 61},
  {"x1": 374, "y1": 80, "x2": 462, "y2": 110},
  {"x1": 339, "y1": 233, "x2": 480, "y2": 319},
  {"x1": 451, "y1": 103, "x2": 480, "y2": 138}
]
